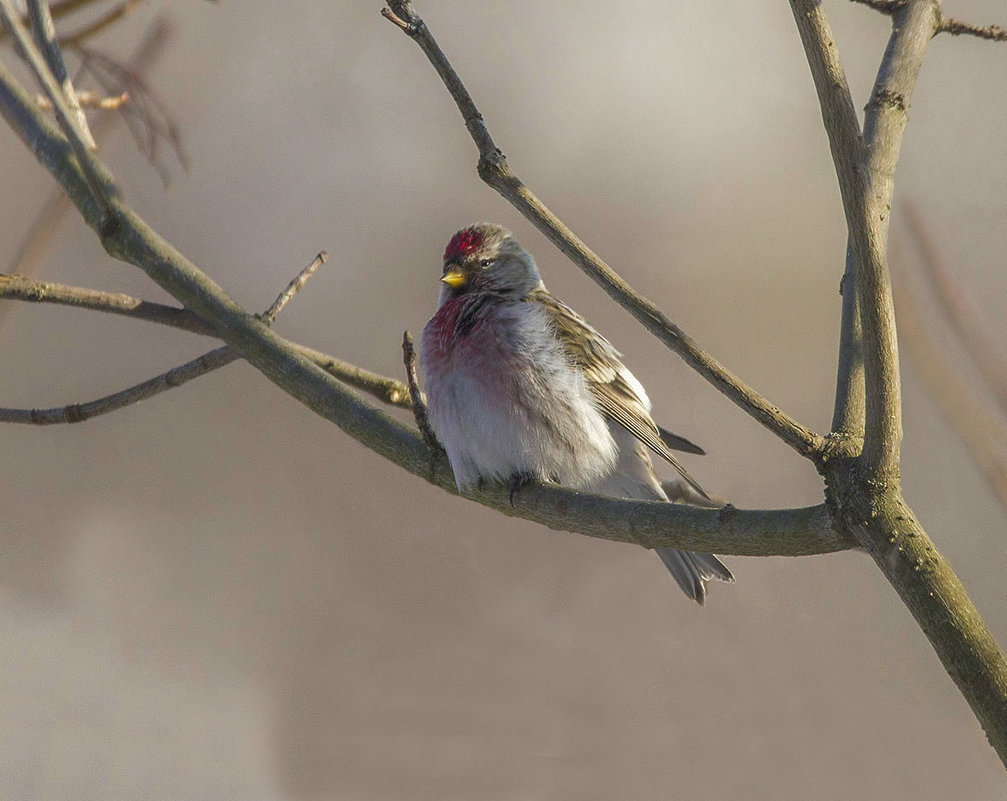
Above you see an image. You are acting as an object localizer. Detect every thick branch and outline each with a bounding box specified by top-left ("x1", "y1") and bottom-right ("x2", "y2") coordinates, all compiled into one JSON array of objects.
[
  {"x1": 383, "y1": 1, "x2": 824, "y2": 462},
  {"x1": 794, "y1": 0, "x2": 1007, "y2": 767},
  {"x1": 853, "y1": 0, "x2": 940, "y2": 478},
  {"x1": 790, "y1": 0, "x2": 939, "y2": 478}
]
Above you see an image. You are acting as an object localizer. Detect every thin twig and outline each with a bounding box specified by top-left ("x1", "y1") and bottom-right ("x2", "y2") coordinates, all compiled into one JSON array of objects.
[
  {"x1": 0, "y1": 345, "x2": 236, "y2": 424},
  {"x1": 261, "y1": 251, "x2": 327, "y2": 324},
  {"x1": 0, "y1": 271, "x2": 415, "y2": 415},
  {"x1": 26, "y1": 0, "x2": 96, "y2": 148},
  {"x1": 904, "y1": 203, "x2": 1007, "y2": 414},
  {"x1": 402, "y1": 330, "x2": 438, "y2": 449},
  {"x1": 0, "y1": 0, "x2": 113, "y2": 218},
  {"x1": 938, "y1": 19, "x2": 1007, "y2": 42},
  {"x1": 3, "y1": 17, "x2": 171, "y2": 289},
  {"x1": 36, "y1": 88, "x2": 127, "y2": 109},
  {"x1": 1, "y1": 253, "x2": 328, "y2": 425},
  {"x1": 0, "y1": 272, "x2": 212, "y2": 332},
  {"x1": 382, "y1": 1, "x2": 824, "y2": 461},
  {"x1": 787, "y1": 3, "x2": 868, "y2": 442}
]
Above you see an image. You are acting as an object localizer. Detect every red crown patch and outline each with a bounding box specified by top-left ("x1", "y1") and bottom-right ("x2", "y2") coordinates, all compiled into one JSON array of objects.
[{"x1": 443, "y1": 228, "x2": 484, "y2": 263}]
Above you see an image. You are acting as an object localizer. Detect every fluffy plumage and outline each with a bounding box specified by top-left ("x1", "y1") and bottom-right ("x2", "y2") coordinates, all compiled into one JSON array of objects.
[{"x1": 420, "y1": 223, "x2": 734, "y2": 604}]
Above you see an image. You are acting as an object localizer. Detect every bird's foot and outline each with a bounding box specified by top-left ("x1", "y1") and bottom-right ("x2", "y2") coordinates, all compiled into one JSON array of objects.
[{"x1": 507, "y1": 472, "x2": 535, "y2": 506}]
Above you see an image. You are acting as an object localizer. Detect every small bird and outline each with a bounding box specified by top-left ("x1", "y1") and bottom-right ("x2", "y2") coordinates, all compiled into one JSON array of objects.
[{"x1": 419, "y1": 224, "x2": 734, "y2": 604}]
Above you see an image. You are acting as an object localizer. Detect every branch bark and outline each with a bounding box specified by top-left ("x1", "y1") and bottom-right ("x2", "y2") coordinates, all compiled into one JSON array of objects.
[{"x1": 790, "y1": 0, "x2": 1007, "y2": 767}]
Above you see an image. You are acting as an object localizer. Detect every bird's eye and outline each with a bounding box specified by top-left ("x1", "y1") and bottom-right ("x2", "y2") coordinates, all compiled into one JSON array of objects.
[{"x1": 479, "y1": 259, "x2": 493, "y2": 267}]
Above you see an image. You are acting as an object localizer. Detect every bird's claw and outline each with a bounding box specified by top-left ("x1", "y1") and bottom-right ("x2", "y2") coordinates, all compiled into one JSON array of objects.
[{"x1": 507, "y1": 473, "x2": 533, "y2": 506}]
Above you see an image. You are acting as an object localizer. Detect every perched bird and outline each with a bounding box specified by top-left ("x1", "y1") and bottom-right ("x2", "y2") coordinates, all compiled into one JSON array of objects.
[{"x1": 419, "y1": 224, "x2": 734, "y2": 604}]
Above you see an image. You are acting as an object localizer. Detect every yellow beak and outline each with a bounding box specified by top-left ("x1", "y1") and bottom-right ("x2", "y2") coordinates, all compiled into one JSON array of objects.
[{"x1": 441, "y1": 269, "x2": 467, "y2": 289}]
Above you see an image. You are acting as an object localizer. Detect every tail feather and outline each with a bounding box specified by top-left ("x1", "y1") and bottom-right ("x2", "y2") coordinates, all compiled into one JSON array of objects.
[{"x1": 656, "y1": 548, "x2": 735, "y2": 606}]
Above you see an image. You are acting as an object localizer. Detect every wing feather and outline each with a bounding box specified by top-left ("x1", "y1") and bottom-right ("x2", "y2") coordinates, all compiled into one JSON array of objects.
[{"x1": 529, "y1": 289, "x2": 710, "y2": 500}]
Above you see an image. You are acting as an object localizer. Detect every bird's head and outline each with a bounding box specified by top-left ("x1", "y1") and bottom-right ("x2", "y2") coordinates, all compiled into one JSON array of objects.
[{"x1": 438, "y1": 224, "x2": 543, "y2": 301}]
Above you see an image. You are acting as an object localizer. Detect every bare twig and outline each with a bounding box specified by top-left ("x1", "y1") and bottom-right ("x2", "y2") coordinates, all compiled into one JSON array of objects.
[
  {"x1": 938, "y1": 18, "x2": 1007, "y2": 42},
  {"x1": 3, "y1": 17, "x2": 171, "y2": 290},
  {"x1": 0, "y1": 345, "x2": 235, "y2": 424},
  {"x1": 904, "y1": 202, "x2": 1007, "y2": 414},
  {"x1": 381, "y1": 2, "x2": 822, "y2": 461},
  {"x1": 402, "y1": 330, "x2": 438, "y2": 449},
  {"x1": 260, "y1": 251, "x2": 326, "y2": 324},
  {"x1": 0, "y1": 0, "x2": 113, "y2": 218},
  {"x1": 1, "y1": 253, "x2": 327, "y2": 425},
  {"x1": 26, "y1": 0, "x2": 96, "y2": 148},
  {"x1": 36, "y1": 88, "x2": 127, "y2": 109},
  {"x1": 0, "y1": 272, "x2": 212, "y2": 331},
  {"x1": 786, "y1": 2, "x2": 869, "y2": 441},
  {"x1": 0, "y1": 272, "x2": 414, "y2": 410},
  {"x1": 854, "y1": 0, "x2": 941, "y2": 478}
]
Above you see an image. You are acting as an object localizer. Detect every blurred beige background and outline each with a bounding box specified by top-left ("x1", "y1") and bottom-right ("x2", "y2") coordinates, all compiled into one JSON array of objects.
[{"x1": 2, "y1": 1, "x2": 1006, "y2": 798}]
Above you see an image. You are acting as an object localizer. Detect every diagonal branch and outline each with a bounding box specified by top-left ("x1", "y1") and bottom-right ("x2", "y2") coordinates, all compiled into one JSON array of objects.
[
  {"x1": 854, "y1": 0, "x2": 941, "y2": 478},
  {"x1": 0, "y1": 0, "x2": 113, "y2": 218},
  {"x1": 787, "y1": 1, "x2": 868, "y2": 443},
  {"x1": 26, "y1": 0, "x2": 96, "y2": 148},
  {"x1": 382, "y1": 1, "x2": 824, "y2": 462},
  {"x1": 790, "y1": 0, "x2": 940, "y2": 478}
]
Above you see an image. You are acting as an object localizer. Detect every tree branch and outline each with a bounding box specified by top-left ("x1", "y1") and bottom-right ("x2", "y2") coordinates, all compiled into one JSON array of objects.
[
  {"x1": 0, "y1": 0, "x2": 113, "y2": 218},
  {"x1": 26, "y1": 0, "x2": 96, "y2": 148},
  {"x1": 0, "y1": 271, "x2": 415, "y2": 417},
  {"x1": 938, "y1": 18, "x2": 1007, "y2": 42},
  {"x1": 787, "y1": 1, "x2": 868, "y2": 442},
  {"x1": 0, "y1": 253, "x2": 327, "y2": 425},
  {"x1": 382, "y1": 1, "x2": 824, "y2": 462},
  {"x1": 791, "y1": 0, "x2": 1007, "y2": 766},
  {"x1": 855, "y1": 0, "x2": 940, "y2": 477}
]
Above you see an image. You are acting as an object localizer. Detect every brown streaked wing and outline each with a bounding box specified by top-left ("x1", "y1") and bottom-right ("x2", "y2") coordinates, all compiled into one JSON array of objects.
[{"x1": 529, "y1": 289, "x2": 710, "y2": 499}]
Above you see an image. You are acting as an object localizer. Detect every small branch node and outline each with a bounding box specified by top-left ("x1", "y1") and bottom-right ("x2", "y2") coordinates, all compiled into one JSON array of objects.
[{"x1": 381, "y1": 7, "x2": 416, "y2": 35}]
